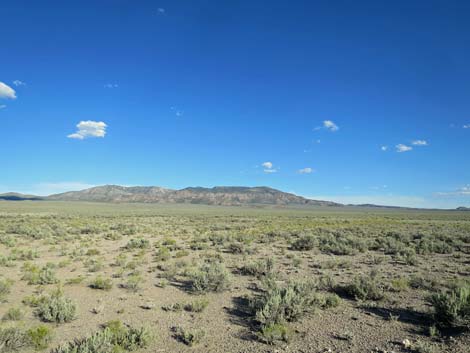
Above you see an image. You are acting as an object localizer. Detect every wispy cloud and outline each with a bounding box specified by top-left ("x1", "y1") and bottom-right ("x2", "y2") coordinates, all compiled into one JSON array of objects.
[
  {"x1": 0, "y1": 82, "x2": 17, "y2": 99},
  {"x1": 396, "y1": 144, "x2": 412, "y2": 153},
  {"x1": 323, "y1": 120, "x2": 339, "y2": 131},
  {"x1": 314, "y1": 120, "x2": 339, "y2": 132},
  {"x1": 68, "y1": 121, "x2": 107, "y2": 140},
  {"x1": 261, "y1": 161, "x2": 278, "y2": 173},
  {"x1": 170, "y1": 107, "x2": 183, "y2": 117},
  {"x1": 157, "y1": 8, "x2": 165, "y2": 13},
  {"x1": 464, "y1": 124, "x2": 470, "y2": 129},
  {"x1": 381, "y1": 146, "x2": 388, "y2": 151},
  {"x1": 104, "y1": 83, "x2": 118, "y2": 88},
  {"x1": 0, "y1": 105, "x2": 6, "y2": 110},
  {"x1": 436, "y1": 185, "x2": 470, "y2": 196},
  {"x1": 12, "y1": 80, "x2": 26, "y2": 86},
  {"x1": 298, "y1": 167, "x2": 313, "y2": 174},
  {"x1": 411, "y1": 140, "x2": 428, "y2": 146}
]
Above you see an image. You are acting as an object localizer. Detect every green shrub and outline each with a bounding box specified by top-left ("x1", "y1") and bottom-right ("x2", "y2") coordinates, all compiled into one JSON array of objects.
[
  {"x1": 51, "y1": 321, "x2": 151, "y2": 353},
  {"x1": 189, "y1": 262, "x2": 231, "y2": 293},
  {"x1": 228, "y1": 242, "x2": 252, "y2": 254},
  {"x1": 126, "y1": 238, "x2": 150, "y2": 250},
  {"x1": 66, "y1": 276, "x2": 85, "y2": 285},
  {"x1": 23, "y1": 294, "x2": 47, "y2": 307},
  {"x1": 390, "y1": 277, "x2": 409, "y2": 292},
  {"x1": 343, "y1": 272, "x2": 385, "y2": 301},
  {"x1": 28, "y1": 325, "x2": 53, "y2": 350},
  {"x1": 319, "y1": 232, "x2": 368, "y2": 255},
  {"x1": 173, "y1": 326, "x2": 205, "y2": 347},
  {"x1": 86, "y1": 248, "x2": 100, "y2": 256},
  {"x1": 122, "y1": 274, "x2": 143, "y2": 292},
  {"x1": 429, "y1": 283, "x2": 470, "y2": 329},
  {"x1": 184, "y1": 298, "x2": 209, "y2": 313},
  {"x1": 251, "y1": 280, "x2": 319, "y2": 327},
  {"x1": 395, "y1": 247, "x2": 418, "y2": 265},
  {"x1": 84, "y1": 258, "x2": 104, "y2": 272},
  {"x1": 2, "y1": 307, "x2": 24, "y2": 321},
  {"x1": 320, "y1": 293, "x2": 341, "y2": 308},
  {"x1": 0, "y1": 278, "x2": 13, "y2": 300},
  {"x1": 240, "y1": 258, "x2": 274, "y2": 278},
  {"x1": 90, "y1": 276, "x2": 113, "y2": 290},
  {"x1": 155, "y1": 246, "x2": 171, "y2": 262},
  {"x1": 115, "y1": 253, "x2": 127, "y2": 267},
  {"x1": 161, "y1": 237, "x2": 177, "y2": 250},
  {"x1": 291, "y1": 234, "x2": 316, "y2": 251},
  {"x1": 162, "y1": 302, "x2": 184, "y2": 312},
  {"x1": 175, "y1": 250, "x2": 189, "y2": 258},
  {"x1": 257, "y1": 323, "x2": 290, "y2": 345},
  {"x1": 22, "y1": 263, "x2": 58, "y2": 285},
  {"x1": 0, "y1": 327, "x2": 30, "y2": 351},
  {"x1": 36, "y1": 290, "x2": 77, "y2": 323}
]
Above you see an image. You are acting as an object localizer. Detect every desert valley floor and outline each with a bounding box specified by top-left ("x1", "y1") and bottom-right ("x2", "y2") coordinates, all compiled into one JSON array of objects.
[{"x1": 0, "y1": 201, "x2": 469, "y2": 353}]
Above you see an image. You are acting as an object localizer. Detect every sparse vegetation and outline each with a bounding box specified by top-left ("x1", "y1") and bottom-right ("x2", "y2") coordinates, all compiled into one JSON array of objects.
[
  {"x1": 173, "y1": 326, "x2": 205, "y2": 347},
  {"x1": 90, "y1": 276, "x2": 113, "y2": 290},
  {"x1": 0, "y1": 202, "x2": 468, "y2": 351},
  {"x1": 36, "y1": 289, "x2": 77, "y2": 323},
  {"x1": 342, "y1": 271, "x2": 385, "y2": 301},
  {"x1": 28, "y1": 325, "x2": 54, "y2": 350},
  {"x1": 188, "y1": 262, "x2": 231, "y2": 293},
  {"x1": 2, "y1": 307, "x2": 24, "y2": 321},
  {"x1": 51, "y1": 320, "x2": 151, "y2": 353},
  {"x1": 429, "y1": 283, "x2": 470, "y2": 330}
]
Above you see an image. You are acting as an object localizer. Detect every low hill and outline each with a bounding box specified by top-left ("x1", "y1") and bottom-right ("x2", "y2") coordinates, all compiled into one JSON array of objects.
[
  {"x1": 0, "y1": 192, "x2": 44, "y2": 201},
  {"x1": 47, "y1": 185, "x2": 340, "y2": 207}
]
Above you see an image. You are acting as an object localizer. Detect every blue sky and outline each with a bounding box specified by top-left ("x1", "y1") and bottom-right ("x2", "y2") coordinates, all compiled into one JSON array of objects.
[{"x1": 1, "y1": 0, "x2": 470, "y2": 208}]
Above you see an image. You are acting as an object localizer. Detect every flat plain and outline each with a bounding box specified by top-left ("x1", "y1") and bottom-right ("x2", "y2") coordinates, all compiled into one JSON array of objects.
[{"x1": 0, "y1": 201, "x2": 469, "y2": 353}]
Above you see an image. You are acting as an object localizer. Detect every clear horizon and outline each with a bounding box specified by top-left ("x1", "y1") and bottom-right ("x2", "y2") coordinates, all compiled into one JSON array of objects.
[{"x1": 2, "y1": 1, "x2": 470, "y2": 209}]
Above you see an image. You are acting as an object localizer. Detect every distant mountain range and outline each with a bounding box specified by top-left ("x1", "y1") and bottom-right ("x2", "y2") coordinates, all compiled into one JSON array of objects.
[
  {"x1": 1, "y1": 185, "x2": 469, "y2": 210},
  {"x1": 0, "y1": 192, "x2": 44, "y2": 201},
  {"x1": 0, "y1": 185, "x2": 340, "y2": 207}
]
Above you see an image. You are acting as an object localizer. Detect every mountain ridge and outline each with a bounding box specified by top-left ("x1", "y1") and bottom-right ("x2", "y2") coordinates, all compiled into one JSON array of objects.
[
  {"x1": 44, "y1": 185, "x2": 340, "y2": 206},
  {"x1": 2, "y1": 186, "x2": 468, "y2": 210}
]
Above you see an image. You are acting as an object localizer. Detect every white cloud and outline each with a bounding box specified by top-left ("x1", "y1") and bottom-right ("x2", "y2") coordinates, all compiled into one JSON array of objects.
[
  {"x1": 298, "y1": 167, "x2": 313, "y2": 174},
  {"x1": 412, "y1": 140, "x2": 428, "y2": 146},
  {"x1": 464, "y1": 124, "x2": 470, "y2": 129},
  {"x1": 12, "y1": 80, "x2": 26, "y2": 86},
  {"x1": 436, "y1": 185, "x2": 470, "y2": 196},
  {"x1": 381, "y1": 146, "x2": 388, "y2": 151},
  {"x1": 261, "y1": 161, "x2": 278, "y2": 173},
  {"x1": 68, "y1": 121, "x2": 107, "y2": 140},
  {"x1": 323, "y1": 120, "x2": 339, "y2": 131},
  {"x1": 104, "y1": 83, "x2": 118, "y2": 88},
  {"x1": 157, "y1": 8, "x2": 165, "y2": 13},
  {"x1": 0, "y1": 82, "x2": 17, "y2": 99},
  {"x1": 396, "y1": 144, "x2": 412, "y2": 153}
]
